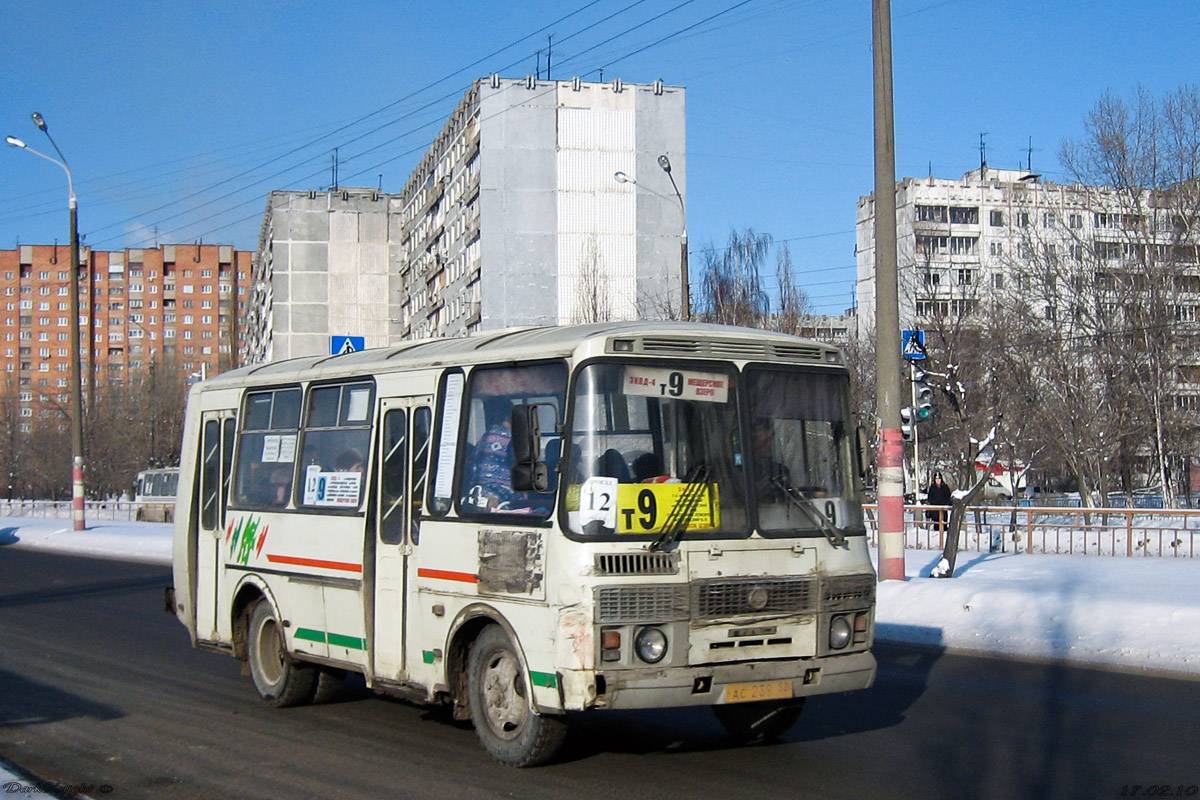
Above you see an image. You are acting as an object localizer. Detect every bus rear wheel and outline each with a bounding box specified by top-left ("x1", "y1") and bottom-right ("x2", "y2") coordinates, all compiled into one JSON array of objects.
[
  {"x1": 467, "y1": 625, "x2": 566, "y2": 767},
  {"x1": 247, "y1": 601, "x2": 317, "y2": 708},
  {"x1": 712, "y1": 698, "x2": 805, "y2": 743}
]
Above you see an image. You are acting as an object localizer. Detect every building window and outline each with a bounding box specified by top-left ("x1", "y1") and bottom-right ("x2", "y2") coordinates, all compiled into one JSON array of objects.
[
  {"x1": 989, "y1": 210, "x2": 1005, "y2": 226},
  {"x1": 1069, "y1": 213, "x2": 1083, "y2": 229},
  {"x1": 949, "y1": 206, "x2": 978, "y2": 225},
  {"x1": 989, "y1": 242, "x2": 1004, "y2": 257},
  {"x1": 1017, "y1": 212, "x2": 1030, "y2": 227},
  {"x1": 991, "y1": 273, "x2": 1004, "y2": 289},
  {"x1": 916, "y1": 205, "x2": 948, "y2": 223},
  {"x1": 949, "y1": 237, "x2": 977, "y2": 256}
]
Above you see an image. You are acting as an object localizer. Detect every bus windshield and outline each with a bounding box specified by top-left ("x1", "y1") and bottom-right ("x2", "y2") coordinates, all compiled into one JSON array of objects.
[
  {"x1": 563, "y1": 362, "x2": 862, "y2": 540},
  {"x1": 565, "y1": 362, "x2": 748, "y2": 537},
  {"x1": 745, "y1": 367, "x2": 864, "y2": 537}
]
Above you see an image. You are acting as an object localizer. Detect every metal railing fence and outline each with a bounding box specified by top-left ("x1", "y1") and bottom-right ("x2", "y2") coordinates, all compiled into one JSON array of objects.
[{"x1": 865, "y1": 504, "x2": 1200, "y2": 558}]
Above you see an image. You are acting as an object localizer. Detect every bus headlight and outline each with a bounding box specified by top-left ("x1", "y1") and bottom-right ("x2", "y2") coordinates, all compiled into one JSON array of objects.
[
  {"x1": 634, "y1": 626, "x2": 668, "y2": 663},
  {"x1": 829, "y1": 616, "x2": 852, "y2": 650}
]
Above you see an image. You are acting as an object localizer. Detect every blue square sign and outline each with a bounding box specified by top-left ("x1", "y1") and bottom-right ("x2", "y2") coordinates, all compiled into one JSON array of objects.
[
  {"x1": 331, "y1": 335, "x2": 365, "y2": 355},
  {"x1": 901, "y1": 330, "x2": 926, "y2": 359}
]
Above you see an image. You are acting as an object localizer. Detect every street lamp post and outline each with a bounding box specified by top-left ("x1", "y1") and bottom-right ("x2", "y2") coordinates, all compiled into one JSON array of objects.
[
  {"x1": 615, "y1": 156, "x2": 689, "y2": 320},
  {"x1": 7, "y1": 113, "x2": 86, "y2": 530}
]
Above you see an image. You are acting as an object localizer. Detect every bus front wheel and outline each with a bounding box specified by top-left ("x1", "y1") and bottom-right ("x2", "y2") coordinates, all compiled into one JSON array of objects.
[
  {"x1": 713, "y1": 698, "x2": 805, "y2": 743},
  {"x1": 467, "y1": 625, "x2": 566, "y2": 767},
  {"x1": 247, "y1": 601, "x2": 317, "y2": 708}
]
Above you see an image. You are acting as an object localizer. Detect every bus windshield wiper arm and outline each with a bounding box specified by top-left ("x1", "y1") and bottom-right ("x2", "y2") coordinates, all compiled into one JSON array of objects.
[
  {"x1": 650, "y1": 463, "x2": 711, "y2": 552},
  {"x1": 771, "y1": 475, "x2": 846, "y2": 547}
]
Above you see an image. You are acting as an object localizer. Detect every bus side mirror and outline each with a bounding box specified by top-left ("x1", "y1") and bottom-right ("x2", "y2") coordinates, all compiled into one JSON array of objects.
[
  {"x1": 511, "y1": 404, "x2": 541, "y2": 463},
  {"x1": 510, "y1": 404, "x2": 549, "y2": 492}
]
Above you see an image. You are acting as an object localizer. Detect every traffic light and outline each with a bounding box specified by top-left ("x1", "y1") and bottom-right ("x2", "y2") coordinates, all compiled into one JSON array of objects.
[
  {"x1": 913, "y1": 369, "x2": 934, "y2": 421},
  {"x1": 900, "y1": 407, "x2": 915, "y2": 442}
]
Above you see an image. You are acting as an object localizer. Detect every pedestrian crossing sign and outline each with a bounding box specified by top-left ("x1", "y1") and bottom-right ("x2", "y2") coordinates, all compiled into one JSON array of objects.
[
  {"x1": 902, "y1": 330, "x2": 926, "y2": 359},
  {"x1": 331, "y1": 335, "x2": 365, "y2": 355}
]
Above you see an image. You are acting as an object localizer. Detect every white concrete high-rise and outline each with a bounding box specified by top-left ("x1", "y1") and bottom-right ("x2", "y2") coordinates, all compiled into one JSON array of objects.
[{"x1": 247, "y1": 76, "x2": 686, "y2": 363}]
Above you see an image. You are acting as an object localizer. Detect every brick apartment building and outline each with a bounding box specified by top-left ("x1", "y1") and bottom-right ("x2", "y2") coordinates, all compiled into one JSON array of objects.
[{"x1": 1, "y1": 243, "x2": 252, "y2": 422}]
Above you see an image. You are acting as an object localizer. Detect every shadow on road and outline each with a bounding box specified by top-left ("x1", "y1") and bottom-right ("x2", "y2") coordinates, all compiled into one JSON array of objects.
[
  {"x1": 550, "y1": 636, "x2": 945, "y2": 762},
  {"x1": 0, "y1": 573, "x2": 166, "y2": 609},
  {"x1": 0, "y1": 668, "x2": 123, "y2": 727}
]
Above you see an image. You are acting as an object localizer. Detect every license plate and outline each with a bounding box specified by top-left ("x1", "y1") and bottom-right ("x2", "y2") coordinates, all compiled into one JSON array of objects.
[{"x1": 722, "y1": 679, "x2": 793, "y2": 704}]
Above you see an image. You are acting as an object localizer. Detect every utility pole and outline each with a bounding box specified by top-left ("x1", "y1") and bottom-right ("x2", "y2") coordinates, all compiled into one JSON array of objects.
[{"x1": 872, "y1": 0, "x2": 905, "y2": 580}]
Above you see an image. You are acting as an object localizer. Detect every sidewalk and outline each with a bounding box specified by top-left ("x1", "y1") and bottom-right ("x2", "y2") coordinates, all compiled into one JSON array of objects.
[{"x1": 2, "y1": 517, "x2": 1197, "y2": 678}]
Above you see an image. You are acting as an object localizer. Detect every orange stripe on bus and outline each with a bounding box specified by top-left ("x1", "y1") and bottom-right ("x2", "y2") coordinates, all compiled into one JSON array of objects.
[
  {"x1": 266, "y1": 554, "x2": 363, "y2": 573},
  {"x1": 417, "y1": 568, "x2": 479, "y2": 584}
]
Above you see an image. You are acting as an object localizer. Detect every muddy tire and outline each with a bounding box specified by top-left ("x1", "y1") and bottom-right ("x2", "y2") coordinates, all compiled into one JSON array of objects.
[
  {"x1": 247, "y1": 601, "x2": 317, "y2": 708},
  {"x1": 467, "y1": 625, "x2": 566, "y2": 767}
]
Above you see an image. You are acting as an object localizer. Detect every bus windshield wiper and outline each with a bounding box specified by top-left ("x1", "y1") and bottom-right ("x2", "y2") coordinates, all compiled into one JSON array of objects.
[
  {"x1": 771, "y1": 475, "x2": 847, "y2": 547},
  {"x1": 650, "y1": 463, "x2": 711, "y2": 552}
]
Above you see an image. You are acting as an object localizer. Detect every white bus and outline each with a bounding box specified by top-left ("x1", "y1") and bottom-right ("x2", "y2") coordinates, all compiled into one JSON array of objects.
[
  {"x1": 134, "y1": 467, "x2": 179, "y2": 522},
  {"x1": 170, "y1": 322, "x2": 876, "y2": 766}
]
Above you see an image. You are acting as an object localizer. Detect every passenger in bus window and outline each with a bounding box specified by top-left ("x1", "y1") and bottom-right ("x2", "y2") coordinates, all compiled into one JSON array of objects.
[
  {"x1": 464, "y1": 397, "x2": 516, "y2": 510},
  {"x1": 336, "y1": 449, "x2": 365, "y2": 473},
  {"x1": 269, "y1": 466, "x2": 292, "y2": 505}
]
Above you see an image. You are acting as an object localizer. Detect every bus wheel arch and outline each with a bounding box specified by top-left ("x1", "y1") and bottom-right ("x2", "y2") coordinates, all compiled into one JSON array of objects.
[
  {"x1": 445, "y1": 606, "x2": 543, "y2": 721},
  {"x1": 459, "y1": 618, "x2": 567, "y2": 767},
  {"x1": 230, "y1": 575, "x2": 273, "y2": 661}
]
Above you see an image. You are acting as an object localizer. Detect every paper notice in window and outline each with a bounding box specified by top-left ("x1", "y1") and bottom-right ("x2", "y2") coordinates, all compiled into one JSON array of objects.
[
  {"x1": 304, "y1": 467, "x2": 362, "y2": 507},
  {"x1": 579, "y1": 477, "x2": 619, "y2": 531},
  {"x1": 277, "y1": 434, "x2": 296, "y2": 463},
  {"x1": 346, "y1": 388, "x2": 371, "y2": 422},
  {"x1": 434, "y1": 373, "x2": 464, "y2": 499},
  {"x1": 261, "y1": 435, "x2": 281, "y2": 463}
]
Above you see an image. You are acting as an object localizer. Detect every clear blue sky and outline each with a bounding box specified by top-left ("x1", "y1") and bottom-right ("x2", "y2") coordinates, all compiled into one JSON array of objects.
[{"x1": 2, "y1": 0, "x2": 1196, "y2": 315}]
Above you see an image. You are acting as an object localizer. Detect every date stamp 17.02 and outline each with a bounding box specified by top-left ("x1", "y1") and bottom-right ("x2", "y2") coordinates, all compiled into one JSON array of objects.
[{"x1": 1120, "y1": 787, "x2": 1199, "y2": 798}]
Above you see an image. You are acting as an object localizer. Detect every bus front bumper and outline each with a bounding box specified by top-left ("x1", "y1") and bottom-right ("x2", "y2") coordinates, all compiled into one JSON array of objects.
[{"x1": 580, "y1": 649, "x2": 876, "y2": 711}]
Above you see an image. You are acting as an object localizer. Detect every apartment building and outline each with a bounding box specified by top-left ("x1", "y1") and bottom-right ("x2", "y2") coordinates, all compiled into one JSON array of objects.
[
  {"x1": 247, "y1": 75, "x2": 686, "y2": 362},
  {"x1": 0, "y1": 243, "x2": 252, "y2": 422},
  {"x1": 855, "y1": 166, "x2": 1200, "y2": 408}
]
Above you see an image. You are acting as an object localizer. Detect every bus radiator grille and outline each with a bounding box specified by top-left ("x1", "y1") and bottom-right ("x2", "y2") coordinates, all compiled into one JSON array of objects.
[
  {"x1": 595, "y1": 552, "x2": 679, "y2": 576},
  {"x1": 691, "y1": 576, "x2": 818, "y2": 619},
  {"x1": 595, "y1": 585, "x2": 690, "y2": 623},
  {"x1": 821, "y1": 573, "x2": 876, "y2": 612}
]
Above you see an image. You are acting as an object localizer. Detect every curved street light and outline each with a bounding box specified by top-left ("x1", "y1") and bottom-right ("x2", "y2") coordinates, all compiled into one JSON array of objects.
[{"x1": 6, "y1": 114, "x2": 87, "y2": 530}]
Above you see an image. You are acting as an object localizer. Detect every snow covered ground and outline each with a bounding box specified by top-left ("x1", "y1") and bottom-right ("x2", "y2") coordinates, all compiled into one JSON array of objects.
[{"x1": 2, "y1": 517, "x2": 1197, "y2": 679}]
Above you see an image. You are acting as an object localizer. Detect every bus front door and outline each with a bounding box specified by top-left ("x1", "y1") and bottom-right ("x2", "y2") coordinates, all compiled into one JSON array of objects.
[
  {"x1": 371, "y1": 398, "x2": 432, "y2": 681},
  {"x1": 195, "y1": 412, "x2": 235, "y2": 642}
]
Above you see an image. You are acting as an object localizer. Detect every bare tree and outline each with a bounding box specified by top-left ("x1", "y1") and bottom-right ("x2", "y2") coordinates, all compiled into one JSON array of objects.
[
  {"x1": 1057, "y1": 85, "x2": 1200, "y2": 506},
  {"x1": 697, "y1": 229, "x2": 771, "y2": 327},
  {"x1": 570, "y1": 235, "x2": 614, "y2": 324}
]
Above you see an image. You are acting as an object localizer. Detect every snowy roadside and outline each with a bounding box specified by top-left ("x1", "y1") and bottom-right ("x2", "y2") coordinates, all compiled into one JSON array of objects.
[{"x1": 2, "y1": 517, "x2": 1197, "y2": 679}]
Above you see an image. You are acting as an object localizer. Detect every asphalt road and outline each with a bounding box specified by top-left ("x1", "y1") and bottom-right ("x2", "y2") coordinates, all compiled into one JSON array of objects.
[{"x1": 1, "y1": 548, "x2": 1197, "y2": 800}]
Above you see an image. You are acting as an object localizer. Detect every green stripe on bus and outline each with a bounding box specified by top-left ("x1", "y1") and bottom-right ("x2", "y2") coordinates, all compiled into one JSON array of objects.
[
  {"x1": 295, "y1": 628, "x2": 325, "y2": 644},
  {"x1": 294, "y1": 628, "x2": 366, "y2": 650},
  {"x1": 530, "y1": 671, "x2": 557, "y2": 689},
  {"x1": 328, "y1": 633, "x2": 366, "y2": 650}
]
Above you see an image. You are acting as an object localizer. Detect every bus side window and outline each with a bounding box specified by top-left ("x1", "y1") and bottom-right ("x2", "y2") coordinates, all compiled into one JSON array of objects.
[
  {"x1": 234, "y1": 387, "x2": 301, "y2": 508},
  {"x1": 411, "y1": 407, "x2": 431, "y2": 542},
  {"x1": 221, "y1": 418, "x2": 235, "y2": 527},
  {"x1": 380, "y1": 409, "x2": 407, "y2": 544},
  {"x1": 200, "y1": 420, "x2": 220, "y2": 530}
]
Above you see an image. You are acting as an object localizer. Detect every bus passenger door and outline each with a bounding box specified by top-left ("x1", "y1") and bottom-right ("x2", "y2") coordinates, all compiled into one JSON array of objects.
[
  {"x1": 372, "y1": 398, "x2": 432, "y2": 681},
  {"x1": 195, "y1": 412, "x2": 236, "y2": 642}
]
